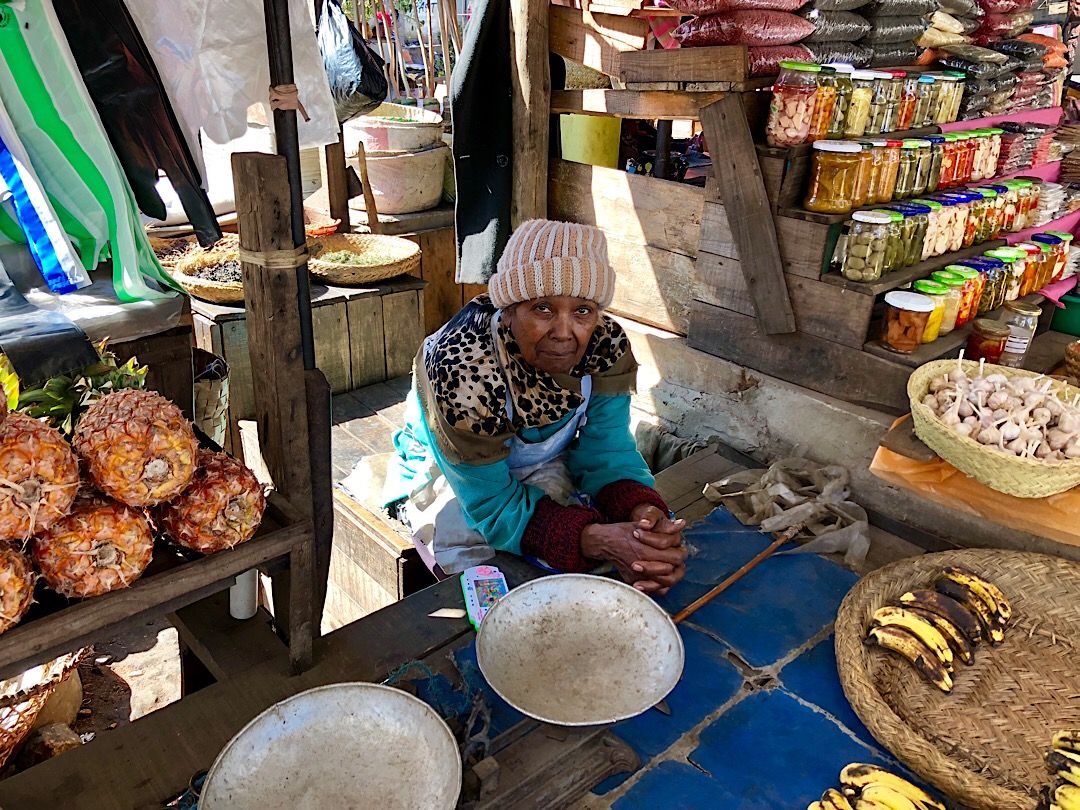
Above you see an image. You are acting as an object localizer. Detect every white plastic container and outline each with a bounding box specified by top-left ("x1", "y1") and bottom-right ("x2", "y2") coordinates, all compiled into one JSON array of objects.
[
  {"x1": 349, "y1": 143, "x2": 449, "y2": 215},
  {"x1": 342, "y1": 101, "x2": 443, "y2": 154}
]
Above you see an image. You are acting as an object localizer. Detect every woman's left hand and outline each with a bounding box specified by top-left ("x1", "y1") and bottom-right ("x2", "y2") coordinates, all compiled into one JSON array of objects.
[
  {"x1": 630, "y1": 504, "x2": 686, "y2": 542},
  {"x1": 628, "y1": 503, "x2": 686, "y2": 594}
]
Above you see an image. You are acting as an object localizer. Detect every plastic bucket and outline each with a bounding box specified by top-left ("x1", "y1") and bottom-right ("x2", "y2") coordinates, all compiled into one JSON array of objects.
[{"x1": 1050, "y1": 293, "x2": 1080, "y2": 337}]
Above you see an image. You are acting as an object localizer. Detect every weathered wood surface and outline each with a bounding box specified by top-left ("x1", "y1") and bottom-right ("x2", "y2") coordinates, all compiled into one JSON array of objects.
[
  {"x1": 511, "y1": 0, "x2": 552, "y2": 226},
  {"x1": 113, "y1": 325, "x2": 195, "y2": 421},
  {"x1": 383, "y1": 290, "x2": 425, "y2": 378},
  {"x1": 699, "y1": 96, "x2": 794, "y2": 334},
  {"x1": 170, "y1": 591, "x2": 286, "y2": 682},
  {"x1": 320, "y1": 133, "x2": 351, "y2": 231},
  {"x1": 617, "y1": 45, "x2": 748, "y2": 84},
  {"x1": 605, "y1": 237, "x2": 695, "y2": 334},
  {"x1": 404, "y1": 227, "x2": 460, "y2": 334},
  {"x1": 311, "y1": 300, "x2": 352, "y2": 394},
  {"x1": 550, "y1": 89, "x2": 725, "y2": 120},
  {"x1": 346, "y1": 295, "x2": 388, "y2": 387}
]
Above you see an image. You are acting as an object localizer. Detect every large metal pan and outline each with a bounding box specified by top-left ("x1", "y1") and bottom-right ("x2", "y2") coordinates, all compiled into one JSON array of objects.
[
  {"x1": 475, "y1": 574, "x2": 684, "y2": 726},
  {"x1": 200, "y1": 682, "x2": 461, "y2": 809}
]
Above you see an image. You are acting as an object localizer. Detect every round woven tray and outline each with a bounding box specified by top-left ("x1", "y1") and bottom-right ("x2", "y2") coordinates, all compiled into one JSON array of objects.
[
  {"x1": 307, "y1": 233, "x2": 420, "y2": 286},
  {"x1": 172, "y1": 248, "x2": 244, "y2": 305},
  {"x1": 835, "y1": 549, "x2": 1080, "y2": 810},
  {"x1": 148, "y1": 235, "x2": 198, "y2": 270},
  {"x1": 908, "y1": 359, "x2": 1080, "y2": 498}
]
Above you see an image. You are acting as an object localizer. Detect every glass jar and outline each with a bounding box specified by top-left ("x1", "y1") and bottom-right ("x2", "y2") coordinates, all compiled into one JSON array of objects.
[
  {"x1": 948, "y1": 265, "x2": 983, "y2": 327},
  {"x1": 853, "y1": 143, "x2": 873, "y2": 209},
  {"x1": 867, "y1": 71, "x2": 895, "y2": 135},
  {"x1": 882, "y1": 291, "x2": 935, "y2": 354},
  {"x1": 958, "y1": 258, "x2": 1004, "y2": 314},
  {"x1": 913, "y1": 279, "x2": 948, "y2": 342},
  {"x1": 888, "y1": 203, "x2": 930, "y2": 267},
  {"x1": 840, "y1": 210, "x2": 892, "y2": 282},
  {"x1": 909, "y1": 140, "x2": 933, "y2": 198},
  {"x1": 964, "y1": 190, "x2": 991, "y2": 246},
  {"x1": 896, "y1": 71, "x2": 919, "y2": 131},
  {"x1": 1046, "y1": 230, "x2": 1074, "y2": 282},
  {"x1": 982, "y1": 253, "x2": 1014, "y2": 309},
  {"x1": 808, "y1": 66, "x2": 838, "y2": 143},
  {"x1": 937, "y1": 192, "x2": 976, "y2": 248},
  {"x1": 911, "y1": 199, "x2": 945, "y2": 259},
  {"x1": 894, "y1": 141, "x2": 920, "y2": 199},
  {"x1": 976, "y1": 186, "x2": 1005, "y2": 239},
  {"x1": 997, "y1": 182, "x2": 1020, "y2": 233},
  {"x1": 930, "y1": 270, "x2": 965, "y2": 334},
  {"x1": 930, "y1": 195, "x2": 965, "y2": 253},
  {"x1": 985, "y1": 128, "x2": 1003, "y2": 175},
  {"x1": 766, "y1": 61, "x2": 820, "y2": 148},
  {"x1": 966, "y1": 318, "x2": 1011, "y2": 363},
  {"x1": 1014, "y1": 241, "x2": 1044, "y2": 296},
  {"x1": 938, "y1": 134, "x2": 959, "y2": 189},
  {"x1": 844, "y1": 71, "x2": 876, "y2": 138},
  {"x1": 914, "y1": 75, "x2": 936, "y2": 128},
  {"x1": 958, "y1": 134, "x2": 978, "y2": 186},
  {"x1": 1012, "y1": 181, "x2": 1035, "y2": 231},
  {"x1": 825, "y1": 63, "x2": 855, "y2": 139},
  {"x1": 874, "y1": 209, "x2": 905, "y2": 272},
  {"x1": 988, "y1": 247, "x2": 1025, "y2": 302},
  {"x1": 1031, "y1": 233, "x2": 1065, "y2": 281},
  {"x1": 803, "y1": 140, "x2": 863, "y2": 214},
  {"x1": 934, "y1": 74, "x2": 964, "y2": 124},
  {"x1": 943, "y1": 72, "x2": 966, "y2": 122},
  {"x1": 972, "y1": 130, "x2": 994, "y2": 182},
  {"x1": 1020, "y1": 180, "x2": 1041, "y2": 229},
  {"x1": 883, "y1": 70, "x2": 905, "y2": 133},
  {"x1": 998, "y1": 300, "x2": 1041, "y2": 368},
  {"x1": 1033, "y1": 242, "x2": 1056, "y2": 290},
  {"x1": 924, "y1": 136, "x2": 945, "y2": 193},
  {"x1": 874, "y1": 139, "x2": 902, "y2": 203},
  {"x1": 861, "y1": 140, "x2": 888, "y2": 204}
]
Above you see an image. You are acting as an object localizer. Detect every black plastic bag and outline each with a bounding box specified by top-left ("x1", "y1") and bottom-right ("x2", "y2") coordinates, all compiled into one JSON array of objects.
[{"x1": 318, "y1": 0, "x2": 388, "y2": 123}]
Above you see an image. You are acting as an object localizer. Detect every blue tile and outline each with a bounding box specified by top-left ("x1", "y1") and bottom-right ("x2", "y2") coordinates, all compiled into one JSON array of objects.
[
  {"x1": 612, "y1": 760, "x2": 750, "y2": 810},
  {"x1": 594, "y1": 625, "x2": 744, "y2": 794},
  {"x1": 687, "y1": 689, "x2": 895, "y2": 807},
  {"x1": 778, "y1": 635, "x2": 879, "y2": 748}
]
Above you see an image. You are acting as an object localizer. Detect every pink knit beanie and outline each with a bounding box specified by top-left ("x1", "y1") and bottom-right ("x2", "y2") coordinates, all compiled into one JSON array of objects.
[{"x1": 488, "y1": 219, "x2": 616, "y2": 309}]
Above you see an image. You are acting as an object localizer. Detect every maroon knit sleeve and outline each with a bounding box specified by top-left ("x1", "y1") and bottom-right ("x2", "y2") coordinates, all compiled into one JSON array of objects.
[
  {"x1": 595, "y1": 480, "x2": 669, "y2": 524},
  {"x1": 520, "y1": 497, "x2": 603, "y2": 573}
]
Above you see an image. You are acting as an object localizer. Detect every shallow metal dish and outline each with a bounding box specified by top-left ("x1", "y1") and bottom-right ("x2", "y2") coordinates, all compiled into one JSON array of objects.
[
  {"x1": 200, "y1": 682, "x2": 461, "y2": 809},
  {"x1": 476, "y1": 574, "x2": 684, "y2": 726}
]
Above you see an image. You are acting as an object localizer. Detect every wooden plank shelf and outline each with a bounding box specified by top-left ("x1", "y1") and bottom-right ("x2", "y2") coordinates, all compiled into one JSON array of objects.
[
  {"x1": 756, "y1": 126, "x2": 940, "y2": 161},
  {"x1": 551, "y1": 89, "x2": 725, "y2": 120},
  {"x1": 0, "y1": 493, "x2": 312, "y2": 682},
  {"x1": 820, "y1": 240, "x2": 1006, "y2": 296}
]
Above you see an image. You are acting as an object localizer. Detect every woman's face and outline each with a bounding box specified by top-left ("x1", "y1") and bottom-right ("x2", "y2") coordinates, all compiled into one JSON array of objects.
[{"x1": 505, "y1": 296, "x2": 601, "y2": 375}]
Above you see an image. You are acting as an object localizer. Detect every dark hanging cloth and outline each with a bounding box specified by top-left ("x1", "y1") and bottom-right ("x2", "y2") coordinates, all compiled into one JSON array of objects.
[{"x1": 51, "y1": 0, "x2": 222, "y2": 247}]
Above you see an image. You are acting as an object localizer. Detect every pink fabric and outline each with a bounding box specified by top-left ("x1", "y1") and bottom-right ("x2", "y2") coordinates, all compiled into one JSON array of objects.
[{"x1": 1037, "y1": 275, "x2": 1078, "y2": 308}]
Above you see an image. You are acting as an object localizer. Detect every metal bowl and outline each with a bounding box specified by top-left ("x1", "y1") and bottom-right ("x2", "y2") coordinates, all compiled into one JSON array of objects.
[
  {"x1": 200, "y1": 683, "x2": 461, "y2": 809},
  {"x1": 475, "y1": 574, "x2": 684, "y2": 726}
]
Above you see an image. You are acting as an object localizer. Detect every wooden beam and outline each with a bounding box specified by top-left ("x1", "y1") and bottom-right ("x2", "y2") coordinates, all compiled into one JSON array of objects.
[
  {"x1": 321, "y1": 135, "x2": 352, "y2": 232},
  {"x1": 550, "y1": 89, "x2": 725, "y2": 120},
  {"x1": 616, "y1": 45, "x2": 748, "y2": 84},
  {"x1": 699, "y1": 96, "x2": 795, "y2": 334},
  {"x1": 510, "y1": 0, "x2": 551, "y2": 226}
]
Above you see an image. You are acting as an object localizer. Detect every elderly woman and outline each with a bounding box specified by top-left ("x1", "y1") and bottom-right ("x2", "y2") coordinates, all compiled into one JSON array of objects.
[{"x1": 382, "y1": 220, "x2": 687, "y2": 594}]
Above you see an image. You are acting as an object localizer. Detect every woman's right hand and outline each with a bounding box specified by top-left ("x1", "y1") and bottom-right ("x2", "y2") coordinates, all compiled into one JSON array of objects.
[{"x1": 580, "y1": 521, "x2": 688, "y2": 595}]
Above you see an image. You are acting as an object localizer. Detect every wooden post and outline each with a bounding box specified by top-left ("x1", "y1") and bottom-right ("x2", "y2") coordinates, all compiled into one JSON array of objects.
[
  {"x1": 510, "y1": 0, "x2": 550, "y2": 227},
  {"x1": 412, "y1": 1, "x2": 434, "y2": 98},
  {"x1": 436, "y1": 0, "x2": 452, "y2": 88}
]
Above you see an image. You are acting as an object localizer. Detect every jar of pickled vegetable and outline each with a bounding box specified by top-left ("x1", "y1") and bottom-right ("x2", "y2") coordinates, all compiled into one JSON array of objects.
[
  {"x1": 929, "y1": 195, "x2": 965, "y2": 253},
  {"x1": 803, "y1": 140, "x2": 863, "y2": 214},
  {"x1": 912, "y1": 280, "x2": 947, "y2": 343},
  {"x1": 895, "y1": 71, "x2": 918, "y2": 131},
  {"x1": 861, "y1": 141, "x2": 889, "y2": 205},
  {"x1": 882, "y1": 292, "x2": 935, "y2": 354},
  {"x1": 966, "y1": 191, "x2": 991, "y2": 245},
  {"x1": 938, "y1": 192, "x2": 976, "y2": 248},
  {"x1": 930, "y1": 270, "x2": 965, "y2": 334},
  {"x1": 979, "y1": 254, "x2": 1012, "y2": 310},
  {"x1": 874, "y1": 209, "x2": 905, "y2": 272},
  {"x1": 996, "y1": 182, "x2": 1020, "y2": 233},
  {"x1": 888, "y1": 203, "x2": 930, "y2": 267},
  {"x1": 942, "y1": 72, "x2": 966, "y2": 122},
  {"x1": 1046, "y1": 230, "x2": 1074, "y2": 282},
  {"x1": 911, "y1": 199, "x2": 944, "y2": 259},
  {"x1": 958, "y1": 134, "x2": 978, "y2": 186},
  {"x1": 825, "y1": 63, "x2": 855, "y2": 139},
  {"x1": 934, "y1": 74, "x2": 963, "y2": 125},
  {"x1": 909, "y1": 140, "x2": 933, "y2": 198},
  {"x1": 844, "y1": 71, "x2": 875, "y2": 138},
  {"x1": 970, "y1": 130, "x2": 994, "y2": 182},
  {"x1": 1013, "y1": 181, "x2": 1035, "y2": 231},
  {"x1": 766, "y1": 61, "x2": 820, "y2": 148},
  {"x1": 1018, "y1": 180, "x2": 1041, "y2": 229},
  {"x1": 984, "y1": 128, "x2": 1003, "y2": 175},
  {"x1": 853, "y1": 143, "x2": 874, "y2": 208},
  {"x1": 1014, "y1": 241, "x2": 1043, "y2": 296},
  {"x1": 914, "y1": 75, "x2": 936, "y2": 128},
  {"x1": 948, "y1": 265, "x2": 983, "y2": 327},
  {"x1": 958, "y1": 258, "x2": 1002, "y2": 314},
  {"x1": 924, "y1": 136, "x2": 945, "y2": 193},
  {"x1": 894, "y1": 141, "x2": 920, "y2": 199},
  {"x1": 883, "y1": 71, "x2": 905, "y2": 133},
  {"x1": 1032, "y1": 233, "x2": 1065, "y2": 284},
  {"x1": 987, "y1": 247, "x2": 1024, "y2": 302},
  {"x1": 966, "y1": 319, "x2": 1010, "y2": 363},
  {"x1": 973, "y1": 187, "x2": 1003, "y2": 239},
  {"x1": 840, "y1": 211, "x2": 892, "y2": 282},
  {"x1": 1033, "y1": 241, "x2": 1057, "y2": 290},
  {"x1": 808, "y1": 66, "x2": 838, "y2": 143},
  {"x1": 867, "y1": 72, "x2": 895, "y2": 135},
  {"x1": 875, "y1": 140, "x2": 902, "y2": 203},
  {"x1": 998, "y1": 300, "x2": 1041, "y2": 368},
  {"x1": 938, "y1": 134, "x2": 959, "y2": 189}
]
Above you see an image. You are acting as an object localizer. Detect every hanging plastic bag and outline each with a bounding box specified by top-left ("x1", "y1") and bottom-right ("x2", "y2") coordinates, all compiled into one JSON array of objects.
[
  {"x1": 748, "y1": 44, "x2": 814, "y2": 75},
  {"x1": 671, "y1": 0, "x2": 809, "y2": 12},
  {"x1": 859, "y1": 16, "x2": 927, "y2": 43},
  {"x1": 916, "y1": 27, "x2": 970, "y2": 47},
  {"x1": 674, "y1": 11, "x2": 816, "y2": 46},
  {"x1": 800, "y1": 9, "x2": 872, "y2": 41},
  {"x1": 804, "y1": 41, "x2": 874, "y2": 63},
  {"x1": 318, "y1": 0, "x2": 387, "y2": 123},
  {"x1": 868, "y1": 43, "x2": 919, "y2": 64},
  {"x1": 862, "y1": 0, "x2": 936, "y2": 15},
  {"x1": 810, "y1": 0, "x2": 871, "y2": 10}
]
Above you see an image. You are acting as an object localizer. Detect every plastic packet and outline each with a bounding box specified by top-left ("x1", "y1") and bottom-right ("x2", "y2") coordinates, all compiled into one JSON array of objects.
[
  {"x1": 859, "y1": 15, "x2": 926, "y2": 42},
  {"x1": 939, "y1": 0, "x2": 982, "y2": 14},
  {"x1": 988, "y1": 87, "x2": 1016, "y2": 104},
  {"x1": 975, "y1": 10, "x2": 1034, "y2": 38},
  {"x1": 674, "y1": 11, "x2": 816, "y2": 46},
  {"x1": 669, "y1": 0, "x2": 809, "y2": 13},
  {"x1": 929, "y1": 9, "x2": 967, "y2": 32},
  {"x1": 959, "y1": 94, "x2": 992, "y2": 113},
  {"x1": 976, "y1": 0, "x2": 1034, "y2": 13},
  {"x1": 748, "y1": 44, "x2": 814, "y2": 75},
  {"x1": 803, "y1": 40, "x2": 874, "y2": 63},
  {"x1": 1017, "y1": 32, "x2": 1069, "y2": 53},
  {"x1": 810, "y1": 0, "x2": 870, "y2": 9},
  {"x1": 937, "y1": 54, "x2": 1002, "y2": 76},
  {"x1": 941, "y1": 41, "x2": 1009, "y2": 61},
  {"x1": 991, "y1": 38, "x2": 1048, "y2": 58},
  {"x1": 862, "y1": 0, "x2": 935, "y2": 14},
  {"x1": 916, "y1": 27, "x2": 969, "y2": 47},
  {"x1": 868, "y1": 43, "x2": 919, "y2": 64},
  {"x1": 799, "y1": 9, "x2": 871, "y2": 41},
  {"x1": 1045, "y1": 53, "x2": 1069, "y2": 69},
  {"x1": 964, "y1": 77, "x2": 997, "y2": 95},
  {"x1": 956, "y1": 15, "x2": 983, "y2": 34}
]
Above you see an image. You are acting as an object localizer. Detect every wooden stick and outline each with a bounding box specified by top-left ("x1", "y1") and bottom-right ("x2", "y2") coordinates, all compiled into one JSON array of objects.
[
  {"x1": 425, "y1": 0, "x2": 436, "y2": 94},
  {"x1": 436, "y1": 0, "x2": 453, "y2": 86},
  {"x1": 354, "y1": 142, "x2": 383, "y2": 235},
  {"x1": 671, "y1": 526, "x2": 800, "y2": 625},
  {"x1": 372, "y1": 11, "x2": 396, "y2": 97},
  {"x1": 412, "y1": 1, "x2": 433, "y2": 98},
  {"x1": 446, "y1": 0, "x2": 462, "y2": 54},
  {"x1": 390, "y1": 6, "x2": 412, "y2": 97}
]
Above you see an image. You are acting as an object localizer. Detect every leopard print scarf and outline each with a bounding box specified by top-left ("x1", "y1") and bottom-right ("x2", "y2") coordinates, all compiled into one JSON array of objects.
[{"x1": 422, "y1": 296, "x2": 631, "y2": 439}]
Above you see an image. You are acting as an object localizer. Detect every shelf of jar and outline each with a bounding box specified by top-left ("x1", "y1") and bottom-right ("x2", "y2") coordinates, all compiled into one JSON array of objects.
[
  {"x1": 1005, "y1": 206, "x2": 1080, "y2": 246},
  {"x1": 939, "y1": 106, "x2": 1063, "y2": 133},
  {"x1": 820, "y1": 240, "x2": 1007, "y2": 296},
  {"x1": 755, "y1": 126, "x2": 940, "y2": 161}
]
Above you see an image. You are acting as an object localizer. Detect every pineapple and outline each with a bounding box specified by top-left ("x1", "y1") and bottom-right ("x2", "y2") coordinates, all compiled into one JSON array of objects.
[
  {"x1": 0, "y1": 546, "x2": 35, "y2": 633},
  {"x1": 157, "y1": 450, "x2": 265, "y2": 553},
  {"x1": 33, "y1": 493, "x2": 154, "y2": 598},
  {"x1": 0, "y1": 405, "x2": 79, "y2": 543},
  {"x1": 73, "y1": 389, "x2": 197, "y2": 507}
]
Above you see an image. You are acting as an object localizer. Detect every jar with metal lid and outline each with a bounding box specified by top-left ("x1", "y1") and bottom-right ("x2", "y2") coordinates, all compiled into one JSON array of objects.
[
  {"x1": 895, "y1": 71, "x2": 919, "y2": 131},
  {"x1": 803, "y1": 140, "x2": 863, "y2": 214},
  {"x1": 887, "y1": 203, "x2": 930, "y2": 267},
  {"x1": 984, "y1": 250, "x2": 1017, "y2": 307},
  {"x1": 924, "y1": 136, "x2": 945, "y2": 193},
  {"x1": 913, "y1": 280, "x2": 948, "y2": 342},
  {"x1": 840, "y1": 211, "x2": 892, "y2": 282},
  {"x1": 1046, "y1": 230, "x2": 1074, "y2": 282},
  {"x1": 914, "y1": 75, "x2": 936, "y2": 128},
  {"x1": 1031, "y1": 233, "x2": 1065, "y2": 284},
  {"x1": 844, "y1": 71, "x2": 875, "y2": 138},
  {"x1": 1014, "y1": 242, "x2": 1044, "y2": 296},
  {"x1": 911, "y1": 199, "x2": 944, "y2": 259},
  {"x1": 874, "y1": 209, "x2": 905, "y2": 272},
  {"x1": 867, "y1": 72, "x2": 895, "y2": 135},
  {"x1": 948, "y1": 265, "x2": 983, "y2": 327},
  {"x1": 882, "y1": 291, "x2": 935, "y2": 354},
  {"x1": 909, "y1": 140, "x2": 933, "y2": 198},
  {"x1": 808, "y1": 66, "x2": 838, "y2": 143},
  {"x1": 997, "y1": 300, "x2": 1041, "y2": 367},
  {"x1": 930, "y1": 270, "x2": 965, "y2": 334},
  {"x1": 766, "y1": 61, "x2": 820, "y2": 148},
  {"x1": 825, "y1": 63, "x2": 855, "y2": 139},
  {"x1": 893, "y1": 141, "x2": 920, "y2": 199},
  {"x1": 966, "y1": 318, "x2": 1011, "y2": 363}
]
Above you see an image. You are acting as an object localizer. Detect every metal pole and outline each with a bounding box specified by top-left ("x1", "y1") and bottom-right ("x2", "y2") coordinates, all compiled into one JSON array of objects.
[{"x1": 263, "y1": 0, "x2": 317, "y2": 371}]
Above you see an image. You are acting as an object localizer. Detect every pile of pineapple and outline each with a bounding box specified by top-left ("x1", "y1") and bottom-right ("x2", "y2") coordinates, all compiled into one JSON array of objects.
[{"x1": 0, "y1": 352, "x2": 265, "y2": 635}]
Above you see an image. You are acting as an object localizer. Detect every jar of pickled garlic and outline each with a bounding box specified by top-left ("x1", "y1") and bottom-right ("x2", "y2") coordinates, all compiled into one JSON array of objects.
[
  {"x1": 766, "y1": 61, "x2": 820, "y2": 148},
  {"x1": 966, "y1": 318, "x2": 1010, "y2": 363},
  {"x1": 803, "y1": 140, "x2": 863, "y2": 214},
  {"x1": 895, "y1": 71, "x2": 918, "y2": 131},
  {"x1": 971, "y1": 130, "x2": 994, "y2": 182},
  {"x1": 1016, "y1": 179, "x2": 1041, "y2": 229},
  {"x1": 882, "y1": 291, "x2": 935, "y2": 354},
  {"x1": 808, "y1": 66, "x2": 838, "y2": 143},
  {"x1": 930, "y1": 270, "x2": 965, "y2": 334},
  {"x1": 930, "y1": 195, "x2": 965, "y2": 253},
  {"x1": 844, "y1": 71, "x2": 875, "y2": 138},
  {"x1": 937, "y1": 192, "x2": 976, "y2": 248},
  {"x1": 911, "y1": 198, "x2": 944, "y2": 259},
  {"x1": 996, "y1": 182, "x2": 1020, "y2": 232},
  {"x1": 912, "y1": 280, "x2": 948, "y2": 342},
  {"x1": 840, "y1": 210, "x2": 892, "y2": 282},
  {"x1": 948, "y1": 265, "x2": 983, "y2": 327},
  {"x1": 825, "y1": 63, "x2": 855, "y2": 139},
  {"x1": 914, "y1": 75, "x2": 936, "y2": 128},
  {"x1": 893, "y1": 141, "x2": 920, "y2": 200},
  {"x1": 1045, "y1": 230, "x2": 1074, "y2": 282},
  {"x1": 867, "y1": 71, "x2": 896, "y2": 135},
  {"x1": 1014, "y1": 241, "x2": 1044, "y2": 296},
  {"x1": 924, "y1": 136, "x2": 945, "y2": 193}
]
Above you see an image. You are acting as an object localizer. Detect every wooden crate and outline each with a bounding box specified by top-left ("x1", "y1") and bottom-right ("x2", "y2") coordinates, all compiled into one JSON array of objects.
[
  {"x1": 192, "y1": 279, "x2": 425, "y2": 454},
  {"x1": 113, "y1": 324, "x2": 195, "y2": 420}
]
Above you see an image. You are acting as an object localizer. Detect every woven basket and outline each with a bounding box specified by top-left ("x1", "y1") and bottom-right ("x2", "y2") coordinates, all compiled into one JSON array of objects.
[
  {"x1": 908, "y1": 359, "x2": 1080, "y2": 498},
  {"x1": 307, "y1": 233, "x2": 420, "y2": 286},
  {"x1": 836, "y1": 549, "x2": 1080, "y2": 810},
  {"x1": 0, "y1": 650, "x2": 85, "y2": 768},
  {"x1": 172, "y1": 248, "x2": 244, "y2": 305},
  {"x1": 148, "y1": 235, "x2": 198, "y2": 270}
]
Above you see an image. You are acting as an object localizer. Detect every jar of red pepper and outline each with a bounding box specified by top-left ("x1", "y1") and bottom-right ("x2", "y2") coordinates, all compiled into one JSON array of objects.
[{"x1": 965, "y1": 318, "x2": 1010, "y2": 363}]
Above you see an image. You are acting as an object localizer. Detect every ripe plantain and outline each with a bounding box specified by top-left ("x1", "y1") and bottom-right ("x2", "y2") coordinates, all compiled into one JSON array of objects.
[
  {"x1": 941, "y1": 566, "x2": 1011, "y2": 625},
  {"x1": 839, "y1": 763, "x2": 945, "y2": 810},
  {"x1": 820, "y1": 787, "x2": 855, "y2": 810},
  {"x1": 1055, "y1": 731, "x2": 1080, "y2": 754},
  {"x1": 871, "y1": 606, "x2": 954, "y2": 670},
  {"x1": 899, "y1": 589, "x2": 983, "y2": 643},
  {"x1": 1056, "y1": 784, "x2": 1080, "y2": 810},
  {"x1": 904, "y1": 605, "x2": 976, "y2": 666},
  {"x1": 866, "y1": 626, "x2": 954, "y2": 692},
  {"x1": 935, "y1": 578, "x2": 1004, "y2": 644}
]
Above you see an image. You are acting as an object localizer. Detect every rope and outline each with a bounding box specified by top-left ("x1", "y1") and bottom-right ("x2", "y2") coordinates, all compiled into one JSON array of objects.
[
  {"x1": 237, "y1": 244, "x2": 309, "y2": 270},
  {"x1": 268, "y1": 84, "x2": 310, "y2": 122}
]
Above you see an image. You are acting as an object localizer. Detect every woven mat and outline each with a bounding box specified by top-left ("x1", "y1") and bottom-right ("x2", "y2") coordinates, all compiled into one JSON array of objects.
[{"x1": 836, "y1": 549, "x2": 1080, "y2": 810}]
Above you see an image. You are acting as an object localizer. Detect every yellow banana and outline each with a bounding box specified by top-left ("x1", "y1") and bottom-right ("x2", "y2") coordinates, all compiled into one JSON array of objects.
[
  {"x1": 1056, "y1": 784, "x2": 1080, "y2": 810},
  {"x1": 867, "y1": 626, "x2": 953, "y2": 692},
  {"x1": 871, "y1": 607, "x2": 954, "y2": 670},
  {"x1": 935, "y1": 578, "x2": 1004, "y2": 644},
  {"x1": 1049, "y1": 750, "x2": 1080, "y2": 787},
  {"x1": 838, "y1": 763, "x2": 945, "y2": 810},
  {"x1": 899, "y1": 589, "x2": 983, "y2": 643},
  {"x1": 820, "y1": 787, "x2": 855, "y2": 810},
  {"x1": 1054, "y1": 731, "x2": 1080, "y2": 754},
  {"x1": 905, "y1": 605, "x2": 976, "y2": 666},
  {"x1": 808, "y1": 802, "x2": 826, "y2": 810},
  {"x1": 941, "y1": 566, "x2": 1011, "y2": 624},
  {"x1": 858, "y1": 784, "x2": 921, "y2": 810}
]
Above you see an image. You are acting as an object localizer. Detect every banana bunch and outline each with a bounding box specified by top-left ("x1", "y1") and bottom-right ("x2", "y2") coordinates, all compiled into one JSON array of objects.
[
  {"x1": 864, "y1": 566, "x2": 1012, "y2": 693},
  {"x1": 807, "y1": 763, "x2": 945, "y2": 810},
  {"x1": 1039, "y1": 731, "x2": 1080, "y2": 809}
]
